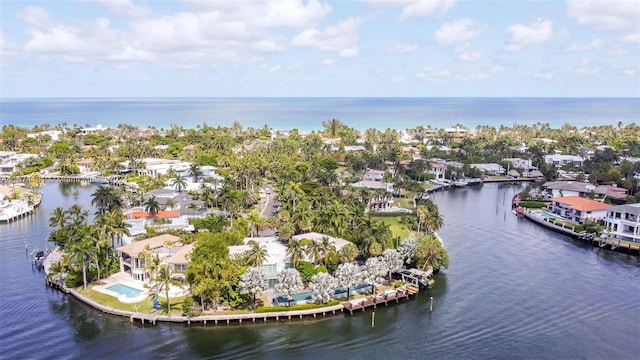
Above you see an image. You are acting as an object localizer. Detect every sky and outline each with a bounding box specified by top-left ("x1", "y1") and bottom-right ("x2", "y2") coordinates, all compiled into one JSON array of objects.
[{"x1": 1, "y1": 0, "x2": 639, "y2": 98}]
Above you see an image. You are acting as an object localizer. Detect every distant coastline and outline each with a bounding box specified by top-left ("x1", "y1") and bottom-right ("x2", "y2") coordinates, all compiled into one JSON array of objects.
[{"x1": 2, "y1": 97, "x2": 638, "y2": 132}]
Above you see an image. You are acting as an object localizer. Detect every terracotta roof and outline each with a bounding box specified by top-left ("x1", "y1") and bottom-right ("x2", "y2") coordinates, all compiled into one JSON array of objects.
[
  {"x1": 431, "y1": 163, "x2": 445, "y2": 169},
  {"x1": 550, "y1": 196, "x2": 611, "y2": 212},
  {"x1": 117, "y1": 234, "x2": 180, "y2": 257},
  {"x1": 166, "y1": 243, "x2": 194, "y2": 265},
  {"x1": 129, "y1": 210, "x2": 180, "y2": 219}
]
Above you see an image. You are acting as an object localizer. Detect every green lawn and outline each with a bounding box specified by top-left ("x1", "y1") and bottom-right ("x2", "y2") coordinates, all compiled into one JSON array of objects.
[
  {"x1": 375, "y1": 216, "x2": 410, "y2": 240},
  {"x1": 80, "y1": 284, "x2": 186, "y2": 315}
]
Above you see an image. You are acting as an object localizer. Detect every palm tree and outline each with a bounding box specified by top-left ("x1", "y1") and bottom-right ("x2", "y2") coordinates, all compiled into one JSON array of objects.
[
  {"x1": 245, "y1": 240, "x2": 268, "y2": 267},
  {"x1": 145, "y1": 196, "x2": 160, "y2": 217},
  {"x1": 172, "y1": 174, "x2": 188, "y2": 193},
  {"x1": 189, "y1": 163, "x2": 203, "y2": 183},
  {"x1": 67, "y1": 236, "x2": 96, "y2": 290},
  {"x1": 286, "y1": 238, "x2": 306, "y2": 268},
  {"x1": 156, "y1": 264, "x2": 179, "y2": 316},
  {"x1": 338, "y1": 243, "x2": 358, "y2": 263},
  {"x1": 91, "y1": 186, "x2": 122, "y2": 215},
  {"x1": 49, "y1": 207, "x2": 67, "y2": 229},
  {"x1": 306, "y1": 239, "x2": 324, "y2": 266},
  {"x1": 66, "y1": 204, "x2": 88, "y2": 225},
  {"x1": 145, "y1": 253, "x2": 163, "y2": 295}
]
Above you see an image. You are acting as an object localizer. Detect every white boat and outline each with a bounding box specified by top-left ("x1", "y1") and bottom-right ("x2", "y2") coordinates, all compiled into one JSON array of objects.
[{"x1": 453, "y1": 179, "x2": 468, "y2": 187}]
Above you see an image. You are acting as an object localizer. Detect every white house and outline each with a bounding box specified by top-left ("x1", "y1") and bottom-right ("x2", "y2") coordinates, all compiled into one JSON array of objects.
[
  {"x1": 544, "y1": 154, "x2": 584, "y2": 168},
  {"x1": 603, "y1": 203, "x2": 640, "y2": 243},
  {"x1": 117, "y1": 234, "x2": 181, "y2": 281},
  {"x1": 429, "y1": 163, "x2": 446, "y2": 180},
  {"x1": 27, "y1": 130, "x2": 63, "y2": 141},
  {"x1": 546, "y1": 196, "x2": 611, "y2": 225},
  {"x1": 292, "y1": 232, "x2": 352, "y2": 254},
  {"x1": 229, "y1": 237, "x2": 290, "y2": 288},
  {"x1": 0, "y1": 153, "x2": 39, "y2": 175},
  {"x1": 471, "y1": 163, "x2": 506, "y2": 175}
]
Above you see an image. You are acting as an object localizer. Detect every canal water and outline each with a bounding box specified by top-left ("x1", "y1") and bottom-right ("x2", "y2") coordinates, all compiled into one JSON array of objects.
[{"x1": 1, "y1": 182, "x2": 638, "y2": 359}]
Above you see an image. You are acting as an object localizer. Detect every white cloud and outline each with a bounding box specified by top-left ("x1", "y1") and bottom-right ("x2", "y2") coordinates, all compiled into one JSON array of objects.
[
  {"x1": 435, "y1": 19, "x2": 483, "y2": 43},
  {"x1": 454, "y1": 43, "x2": 483, "y2": 61},
  {"x1": 505, "y1": 18, "x2": 553, "y2": 51},
  {"x1": 16, "y1": 6, "x2": 53, "y2": 30},
  {"x1": 292, "y1": 17, "x2": 362, "y2": 55},
  {"x1": 321, "y1": 58, "x2": 336, "y2": 65},
  {"x1": 416, "y1": 67, "x2": 452, "y2": 80},
  {"x1": 567, "y1": 38, "x2": 602, "y2": 52},
  {"x1": 268, "y1": 64, "x2": 281, "y2": 72},
  {"x1": 534, "y1": 72, "x2": 553, "y2": 80},
  {"x1": 386, "y1": 42, "x2": 418, "y2": 54},
  {"x1": 184, "y1": 0, "x2": 332, "y2": 29},
  {"x1": 95, "y1": 0, "x2": 152, "y2": 18},
  {"x1": 109, "y1": 46, "x2": 155, "y2": 62},
  {"x1": 615, "y1": 33, "x2": 640, "y2": 44},
  {"x1": 339, "y1": 47, "x2": 360, "y2": 58},
  {"x1": 252, "y1": 39, "x2": 285, "y2": 53},
  {"x1": 398, "y1": 0, "x2": 457, "y2": 20},
  {"x1": 567, "y1": 0, "x2": 640, "y2": 31}
]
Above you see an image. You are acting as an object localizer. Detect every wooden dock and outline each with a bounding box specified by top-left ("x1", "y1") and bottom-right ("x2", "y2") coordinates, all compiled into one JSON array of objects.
[{"x1": 342, "y1": 287, "x2": 417, "y2": 315}]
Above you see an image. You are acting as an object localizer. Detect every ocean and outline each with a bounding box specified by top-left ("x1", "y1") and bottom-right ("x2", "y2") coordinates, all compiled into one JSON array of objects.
[{"x1": 1, "y1": 97, "x2": 638, "y2": 132}]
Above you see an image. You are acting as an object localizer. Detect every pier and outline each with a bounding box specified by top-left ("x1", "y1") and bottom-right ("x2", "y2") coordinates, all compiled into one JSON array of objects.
[{"x1": 342, "y1": 286, "x2": 417, "y2": 315}]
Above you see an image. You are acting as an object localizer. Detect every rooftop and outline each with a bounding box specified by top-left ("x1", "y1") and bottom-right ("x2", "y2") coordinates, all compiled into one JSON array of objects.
[
  {"x1": 550, "y1": 196, "x2": 611, "y2": 212},
  {"x1": 117, "y1": 234, "x2": 180, "y2": 257}
]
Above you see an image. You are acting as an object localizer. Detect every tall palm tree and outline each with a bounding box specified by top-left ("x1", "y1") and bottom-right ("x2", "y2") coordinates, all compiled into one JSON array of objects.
[
  {"x1": 67, "y1": 235, "x2": 96, "y2": 290},
  {"x1": 49, "y1": 207, "x2": 67, "y2": 229},
  {"x1": 145, "y1": 196, "x2": 160, "y2": 217},
  {"x1": 156, "y1": 264, "x2": 179, "y2": 316},
  {"x1": 189, "y1": 163, "x2": 203, "y2": 183},
  {"x1": 145, "y1": 253, "x2": 163, "y2": 296},
  {"x1": 66, "y1": 204, "x2": 88, "y2": 225},
  {"x1": 306, "y1": 239, "x2": 323, "y2": 266},
  {"x1": 286, "y1": 238, "x2": 306, "y2": 268},
  {"x1": 172, "y1": 174, "x2": 188, "y2": 193},
  {"x1": 245, "y1": 240, "x2": 268, "y2": 268},
  {"x1": 91, "y1": 186, "x2": 122, "y2": 215}
]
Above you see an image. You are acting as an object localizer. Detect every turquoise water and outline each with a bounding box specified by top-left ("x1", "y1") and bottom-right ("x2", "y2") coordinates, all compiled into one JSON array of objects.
[
  {"x1": 534, "y1": 210, "x2": 560, "y2": 220},
  {"x1": 106, "y1": 284, "x2": 142, "y2": 298},
  {"x1": 2, "y1": 97, "x2": 637, "y2": 132}
]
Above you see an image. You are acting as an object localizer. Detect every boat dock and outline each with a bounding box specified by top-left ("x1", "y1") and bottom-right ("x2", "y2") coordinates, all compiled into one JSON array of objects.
[{"x1": 342, "y1": 286, "x2": 418, "y2": 315}]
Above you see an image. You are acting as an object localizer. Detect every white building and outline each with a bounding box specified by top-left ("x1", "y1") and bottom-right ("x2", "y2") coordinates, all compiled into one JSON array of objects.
[
  {"x1": 78, "y1": 124, "x2": 109, "y2": 136},
  {"x1": 27, "y1": 130, "x2": 64, "y2": 141},
  {"x1": 603, "y1": 204, "x2": 640, "y2": 243},
  {"x1": 229, "y1": 237, "x2": 290, "y2": 288},
  {"x1": 544, "y1": 154, "x2": 584, "y2": 168},
  {"x1": 471, "y1": 163, "x2": 506, "y2": 175},
  {"x1": 0, "y1": 153, "x2": 39, "y2": 175},
  {"x1": 429, "y1": 163, "x2": 446, "y2": 180},
  {"x1": 546, "y1": 196, "x2": 610, "y2": 225}
]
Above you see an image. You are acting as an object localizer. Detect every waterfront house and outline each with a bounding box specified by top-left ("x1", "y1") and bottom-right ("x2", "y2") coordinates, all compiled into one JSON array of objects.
[
  {"x1": 471, "y1": 163, "x2": 506, "y2": 176},
  {"x1": 229, "y1": 237, "x2": 290, "y2": 288},
  {"x1": 429, "y1": 163, "x2": 446, "y2": 180},
  {"x1": 603, "y1": 203, "x2": 640, "y2": 243},
  {"x1": 544, "y1": 154, "x2": 584, "y2": 168},
  {"x1": 547, "y1": 196, "x2": 610, "y2": 224},
  {"x1": 77, "y1": 158, "x2": 95, "y2": 174},
  {"x1": 166, "y1": 243, "x2": 195, "y2": 275},
  {"x1": 292, "y1": 232, "x2": 351, "y2": 253},
  {"x1": 0, "y1": 153, "x2": 39, "y2": 175},
  {"x1": 542, "y1": 181, "x2": 628, "y2": 200},
  {"x1": 117, "y1": 234, "x2": 181, "y2": 281}
]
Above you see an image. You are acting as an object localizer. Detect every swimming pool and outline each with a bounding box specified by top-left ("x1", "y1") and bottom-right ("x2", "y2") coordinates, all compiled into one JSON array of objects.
[
  {"x1": 534, "y1": 210, "x2": 560, "y2": 220},
  {"x1": 107, "y1": 284, "x2": 143, "y2": 298}
]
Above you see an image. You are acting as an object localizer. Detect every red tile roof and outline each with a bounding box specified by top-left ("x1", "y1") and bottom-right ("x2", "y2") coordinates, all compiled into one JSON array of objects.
[
  {"x1": 129, "y1": 210, "x2": 180, "y2": 219},
  {"x1": 550, "y1": 196, "x2": 611, "y2": 212}
]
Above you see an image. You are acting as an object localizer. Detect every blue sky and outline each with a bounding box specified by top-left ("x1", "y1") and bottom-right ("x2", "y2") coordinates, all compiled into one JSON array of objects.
[{"x1": 1, "y1": 0, "x2": 639, "y2": 97}]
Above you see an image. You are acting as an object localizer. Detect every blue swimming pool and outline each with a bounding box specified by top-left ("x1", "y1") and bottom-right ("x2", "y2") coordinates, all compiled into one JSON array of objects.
[
  {"x1": 534, "y1": 210, "x2": 559, "y2": 220},
  {"x1": 107, "y1": 284, "x2": 143, "y2": 298}
]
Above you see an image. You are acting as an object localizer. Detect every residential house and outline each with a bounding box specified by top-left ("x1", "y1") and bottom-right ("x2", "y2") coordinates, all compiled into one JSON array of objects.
[
  {"x1": 27, "y1": 130, "x2": 63, "y2": 141},
  {"x1": 166, "y1": 243, "x2": 195, "y2": 275},
  {"x1": 117, "y1": 234, "x2": 181, "y2": 281},
  {"x1": 544, "y1": 154, "x2": 584, "y2": 168},
  {"x1": 546, "y1": 196, "x2": 610, "y2": 224},
  {"x1": 542, "y1": 181, "x2": 628, "y2": 200},
  {"x1": 78, "y1": 124, "x2": 109, "y2": 136},
  {"x1": 471, "y1": 163, "x2": 506, "y2": 176},
  {"x1": 77, "y1": 158, "x2": 95, "y2": 174},
  {"x1": 603, "y1": 203, "x2": 640, "y2": 243},
  {"x1": 429, "y1": 163, "x2": 446, "y2": 180},
  {"x1": 229, "y1": 237, "x2": 290, "y2": 288},
  {"x1": 291, "y1": 232, "x2": 351, "y2": 254},
  {"x1": 0, "y1": 153, "x2": 39, "y2": 175}
]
